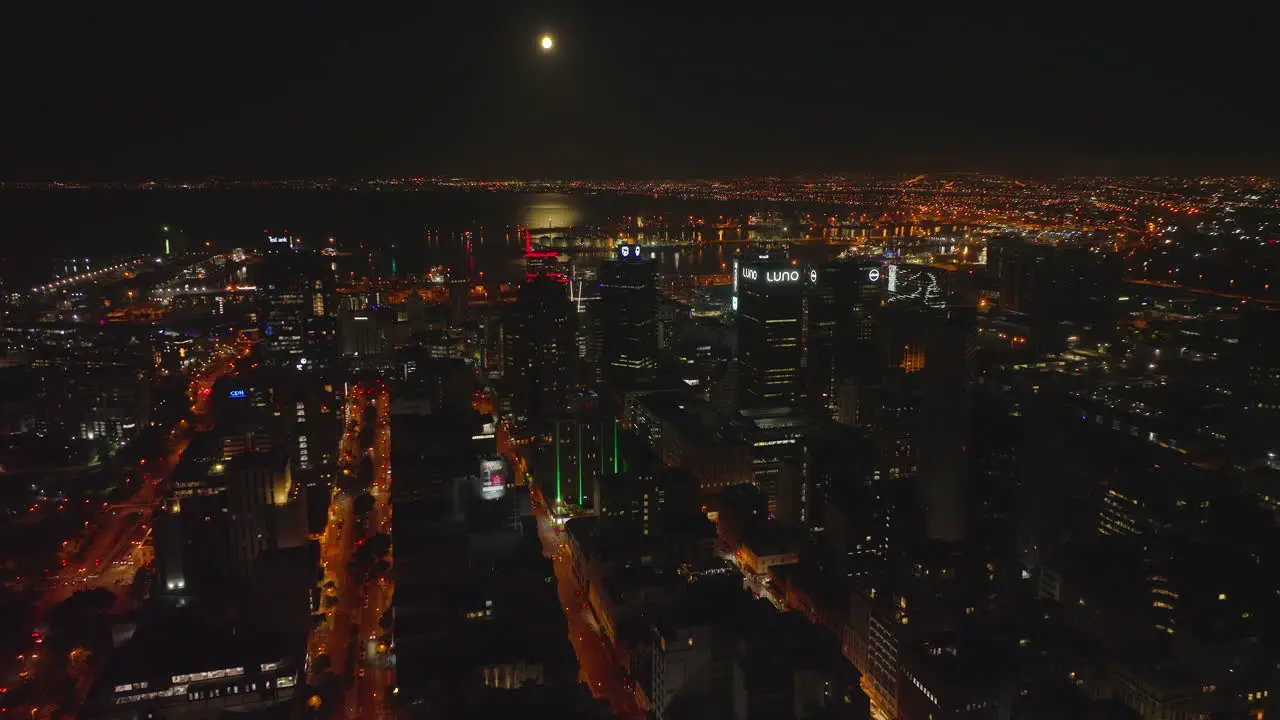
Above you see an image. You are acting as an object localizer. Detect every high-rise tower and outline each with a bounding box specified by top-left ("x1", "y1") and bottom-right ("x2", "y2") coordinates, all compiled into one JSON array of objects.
[
  {"x1": 502, "y1": 276, "x2": 576, "y2": 429},
  {"x1": 599, "y1": 244, "x2": 658, "y2": 388},
  {"x1": 736, "y1": 257, "x2": 806, "y2": 409}
]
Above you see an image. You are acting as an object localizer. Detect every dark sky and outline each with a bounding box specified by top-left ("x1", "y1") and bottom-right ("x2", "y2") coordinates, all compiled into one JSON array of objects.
[{"x1": 4, "y1": 2, "x2": 1276, "y2": 179}]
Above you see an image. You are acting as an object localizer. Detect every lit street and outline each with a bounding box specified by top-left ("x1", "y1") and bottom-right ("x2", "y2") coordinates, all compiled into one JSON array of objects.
[
  {"x1": 308, "y1": 383, "x2": 395, "y2": 720},
  {"x1": 307, "y1": 387, "x2": 366, "y2": 692},
  {"x1": 530, "y1": 487, "x2": 645, "y2": 720},
  {"x1": 346, "y1": 386, "x2": 394, "y2": 720}
]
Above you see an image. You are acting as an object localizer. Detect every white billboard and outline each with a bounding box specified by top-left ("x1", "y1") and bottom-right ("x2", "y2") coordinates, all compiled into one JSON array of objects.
[{"x1": 480, "y1": 459, "x2": 507, "y2": 499}]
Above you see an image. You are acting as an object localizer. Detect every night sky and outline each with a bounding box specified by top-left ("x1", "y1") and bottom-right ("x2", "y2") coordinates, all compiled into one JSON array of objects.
[{"x1": 4, "y1": 2, "x2": 1276, "y2": 179}]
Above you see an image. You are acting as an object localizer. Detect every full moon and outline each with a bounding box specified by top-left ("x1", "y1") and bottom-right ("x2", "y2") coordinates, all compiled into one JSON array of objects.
[{"x1": 540, "y1": 34, "x2": 554, "y2": 51}]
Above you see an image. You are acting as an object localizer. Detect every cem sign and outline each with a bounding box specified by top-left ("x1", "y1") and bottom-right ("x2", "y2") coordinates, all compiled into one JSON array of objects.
[
  {"x1": 228, "y1": 389, "x2": 247, "y2": 399},
  {"x1": 741, "y1": 267, "x2": 801, "y2": 283}
]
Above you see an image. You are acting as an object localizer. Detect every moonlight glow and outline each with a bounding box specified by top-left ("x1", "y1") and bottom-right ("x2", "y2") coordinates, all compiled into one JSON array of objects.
[{"x1": 540, "y1": 34, "x2": 554, "y2": 51}]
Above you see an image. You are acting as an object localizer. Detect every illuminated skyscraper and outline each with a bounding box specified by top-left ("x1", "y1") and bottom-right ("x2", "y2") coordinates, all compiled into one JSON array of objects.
[
  {"x1": 736, "y1": 257, "x2": 806, "y2": 409},
  {"x1": 257, "y1": 251, "x2": 334, "y2": 371},
  {"x1": 599, "y1": 244, "x2": 658, "y2": 388}
]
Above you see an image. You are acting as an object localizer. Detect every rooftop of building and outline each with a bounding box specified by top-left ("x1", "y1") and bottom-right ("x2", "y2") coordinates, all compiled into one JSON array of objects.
[
  {"x1": 740, "y1": 522, "x2": 804, "y2": 558},
  {"x1": 732, "y1": 405, "x2": 809, "y2": 436},
  {"x1": 651, "y1": 573, "x2": 757, "y2": 639},
  {"x1": 735, "y1": 605, "x2": 851, "y2": 679},
  {"x1": 600, "y1": 562, "x2": 682, "y2": 603},
  {"x1": 396, "y1": 605, "x2": 576, "y2": 680},
  {"x1": 907, "y1": 633, "x2": 1017, "y2": 698},
  {"x1": 566, "y1": 513, "x2": 715, "y2": 565},
  {"x1": 634, "y1": 390, "x2": 718, "y2": 440},
  {"x1": 91, "y1": 610, "x2": 303, "y2": 694},
  {"x1": 769, "y1": 560, "x2": 849, "y2": 608}
]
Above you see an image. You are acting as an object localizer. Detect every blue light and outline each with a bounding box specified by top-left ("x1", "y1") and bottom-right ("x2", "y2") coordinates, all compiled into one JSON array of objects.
[{"x1": 229, "y1": 390, "x2": 247, "y2": 399}]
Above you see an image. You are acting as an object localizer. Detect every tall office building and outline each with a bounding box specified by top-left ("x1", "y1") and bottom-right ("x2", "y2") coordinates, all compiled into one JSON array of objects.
[
  {"x1": 155, "y1": 452, "x2": 301, "y2": 604},
  {"x1": 503, "y1": 276, "x2": 576, "y2": 429},
  {"x1": 804, "y1": 264, "x2": 840, "y2": 418},
  {"x1": 261, "y1": 288, "x2": 306, "y2": 369},
  {"x1": 337, "y1": 310, "x2": 385, "y2": 357},
  {"x1": 255, "y1": 246, "x2": 335, "y2": 371},
  {"x1": 543, "y1": 393, "x2": 605, "y2": 510},
  {"x1": 569, "y1": 269, "x2": 602, "y2": 391},
  {"x1": 877, "y1": 266, "x2": 977, "y2": 547},
  {"x1": 161, "y1": 225, "x2": 188, "y2": 257},
  {"x1": 839, "y1": 261, "x2": 885, "y2": 378},
  {"x1": 880, "y1": 265, "x2": 952, "y2": 374},
  {"x1": 448, "y1": 270, "x2": 470, "y2": 327},
  {"x1": 996, "y1": 242, "x2": 1122, "y2": 342},
  {"x1": 599, "y1": 244, "x2": 658, "y2": 388},
  {"x1": 736, "y1": 257, "x2": 806, "y2": 409},
  {"x1": 915, "y1": 306, "x2": 976, "y2": 543},
  {"x1": 862, "y1": 379, "x2": 920, "y2": 568},
  {"x1": 808, "y1": 261, "x2": 884, "y2": 419}
]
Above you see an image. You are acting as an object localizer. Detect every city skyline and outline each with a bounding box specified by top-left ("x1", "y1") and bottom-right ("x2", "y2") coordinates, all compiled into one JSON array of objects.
[
  {"x1": 3, "y1": 4, "x2": 1280, "y2": 719},
  {"x1": 2, "y1": 170, "x2": 1278, "y2": 719}
]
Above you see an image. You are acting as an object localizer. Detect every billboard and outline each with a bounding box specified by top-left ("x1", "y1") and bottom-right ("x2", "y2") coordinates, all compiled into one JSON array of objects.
[
  {"x1": 732, "y1": 257, "x2": 740, "y2": 311},
  {"x1": 480, "y1": 459, "x2": 507, "y2": 499}
]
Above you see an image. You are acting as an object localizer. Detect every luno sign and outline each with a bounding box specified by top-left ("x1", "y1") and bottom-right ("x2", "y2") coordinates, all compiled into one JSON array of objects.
[{"x1": 742, "y1": 267, "x2": 800, "y2": 283}]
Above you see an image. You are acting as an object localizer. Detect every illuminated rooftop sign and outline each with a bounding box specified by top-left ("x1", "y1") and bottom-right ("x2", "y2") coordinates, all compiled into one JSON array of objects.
[
  {"x1": 741, "y1": 267, "x2": 800, "y2": 283},
  {"x1": 228, "y1": 389, "x2": 246, "y2": 399},
  {"x1": 617, "y1": 244, "x2": 644, "y2": 261}
]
